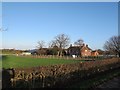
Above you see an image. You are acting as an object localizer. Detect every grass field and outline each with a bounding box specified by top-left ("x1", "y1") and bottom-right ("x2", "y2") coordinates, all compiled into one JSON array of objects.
[{"x1": 0, "y1": 55, "x2": 82, "y2": 68}]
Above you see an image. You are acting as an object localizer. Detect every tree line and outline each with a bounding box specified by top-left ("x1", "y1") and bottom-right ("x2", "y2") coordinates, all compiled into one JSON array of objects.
[
  {"x1": 1, "y1": 34, "x2": 119, "y2": 57},
  {"x1": 37, "y1": 33, "x2": 120, "y2": 57}
]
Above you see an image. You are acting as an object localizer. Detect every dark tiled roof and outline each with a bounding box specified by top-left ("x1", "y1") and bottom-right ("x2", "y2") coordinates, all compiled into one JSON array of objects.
[
  {"x1": 68, "y1": 45, "x2": 92, "y2": 50},
  {"x1": 68, "y1": 46, "x2": 83, "y2": 49}
]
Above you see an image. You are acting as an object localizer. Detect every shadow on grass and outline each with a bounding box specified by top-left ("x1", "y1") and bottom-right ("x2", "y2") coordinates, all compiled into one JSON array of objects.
[{"x1": 1, "y1": 55, "x2": 8, "y2": 61}]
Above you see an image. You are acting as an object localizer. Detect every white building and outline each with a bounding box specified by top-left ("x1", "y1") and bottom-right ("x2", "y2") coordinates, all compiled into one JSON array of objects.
[{"x1": 21, "y1": 52, "x2": 31, "y2": 56}]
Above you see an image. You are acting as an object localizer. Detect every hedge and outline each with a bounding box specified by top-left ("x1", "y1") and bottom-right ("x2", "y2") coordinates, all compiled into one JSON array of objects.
[{"x1": 2, "y1": 58, "x2": 120, "y2": 88}]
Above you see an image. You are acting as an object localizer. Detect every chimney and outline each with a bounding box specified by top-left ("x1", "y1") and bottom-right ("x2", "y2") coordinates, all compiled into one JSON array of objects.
[
  {"x1": 86, "y1": 44, "x2": 88, "y2": 47},
  {"x1": 70, "y1": 44, "x2": 72, "y2": 47},
  {"x1": 83, "y1": 43, "x2": 85, "y2": 46}
]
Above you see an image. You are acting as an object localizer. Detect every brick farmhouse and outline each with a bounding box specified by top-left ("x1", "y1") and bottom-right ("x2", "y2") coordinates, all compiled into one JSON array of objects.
[{"x1": 67, "y1": 44, "x2": 99, "y2": 57}]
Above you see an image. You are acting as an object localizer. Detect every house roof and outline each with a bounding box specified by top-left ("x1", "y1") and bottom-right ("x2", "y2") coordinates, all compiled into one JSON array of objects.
[
  {"x1": 68, "y1": 46, "x2": 81, "y2": 49},
  {"x1": 92, "y1": 50, "x2": 99, "y2": 52},
  {"x1": 68, "y1": 44, "x2": 92, "y2": 50}
]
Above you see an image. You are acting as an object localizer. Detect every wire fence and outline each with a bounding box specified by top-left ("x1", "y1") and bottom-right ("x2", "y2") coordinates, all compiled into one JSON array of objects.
[{"x1": 18, "y1": 54, "x2": 117, "y2": 61}]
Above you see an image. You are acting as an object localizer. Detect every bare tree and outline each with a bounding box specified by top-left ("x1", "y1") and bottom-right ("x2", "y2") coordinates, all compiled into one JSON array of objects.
[
  {"x1": 74, "y1": 38, "x2": 84, "y2": 46},
  {"x1": 48, "y1": 40, "x2": 57, "y2": 48},
  {"x1": 53, "y1": 34, "x2": 70, "y2": 56},
  {"x1": 37, "y1": 40, "x2": 45, "y2": 49},
  {"x1": 104, "y1": 36, "x2": 120, "y2": 57},
  {"x1": 36, "y1": 40, "x2": 46, "y2": 55},
  {"x1": 54, "y1": 33, "x2": 70, "y2": 49}
]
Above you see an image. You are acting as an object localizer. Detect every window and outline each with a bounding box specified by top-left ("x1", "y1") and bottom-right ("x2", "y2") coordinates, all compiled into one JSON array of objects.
[{"x1": 85, "y1": 50, "x2": 87, "y2": 52}]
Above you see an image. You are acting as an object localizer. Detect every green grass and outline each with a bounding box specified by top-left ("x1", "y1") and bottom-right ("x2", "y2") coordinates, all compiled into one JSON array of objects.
[{"x1": 1, "y1": 55, "x2": 82, "y2": 68}]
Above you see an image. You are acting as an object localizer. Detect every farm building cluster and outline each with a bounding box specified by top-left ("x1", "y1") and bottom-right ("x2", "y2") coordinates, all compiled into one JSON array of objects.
[{"x1": 21, "y1": 44, "x2": 99, "y2": 58}]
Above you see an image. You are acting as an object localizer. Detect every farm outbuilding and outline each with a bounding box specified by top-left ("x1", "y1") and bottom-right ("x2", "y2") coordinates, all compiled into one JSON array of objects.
[{"x1": 21, "y1": 52, "x2": 31, "y2": 56}]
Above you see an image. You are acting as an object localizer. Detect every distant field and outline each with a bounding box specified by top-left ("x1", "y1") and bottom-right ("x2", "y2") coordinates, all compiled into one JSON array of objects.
[{"x1": 1, "y1": 55, "x2": 82, "y2": 68}]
